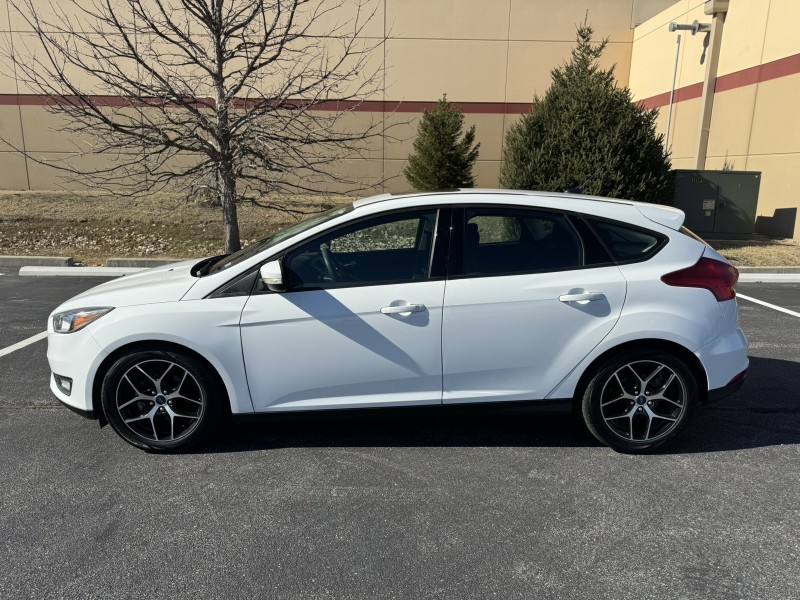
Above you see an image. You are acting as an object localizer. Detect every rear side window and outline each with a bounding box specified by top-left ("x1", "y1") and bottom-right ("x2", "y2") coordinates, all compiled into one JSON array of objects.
[
  {"x1": 588, "y1": 220, "x2": 666, "y2": 262},
  {"x1": 462, "y1": 208, "x2": 583, "y2": 275}
]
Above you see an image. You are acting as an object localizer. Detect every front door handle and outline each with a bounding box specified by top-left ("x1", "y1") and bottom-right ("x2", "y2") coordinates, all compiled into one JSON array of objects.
[
  {"x1": 559, "y1": 292, "x2": 605, "y2": 303},
  {"x1": 381, "y1": 303, "x2": 425, "y2": 314}
]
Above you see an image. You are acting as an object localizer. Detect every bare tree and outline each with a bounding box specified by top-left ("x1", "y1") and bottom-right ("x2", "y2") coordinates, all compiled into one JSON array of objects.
[{"x1": 3, "y1": 0, "x2": 387, "y2": 252}]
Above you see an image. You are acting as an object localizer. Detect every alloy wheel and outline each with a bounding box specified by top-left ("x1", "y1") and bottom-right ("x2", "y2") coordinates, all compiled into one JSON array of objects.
[
  {"x1": 114, "y1": 359, "x2": 206, "y2": 443},
  {"x1": 598, "y1": 360, "x2": 687, "y2": 443}
]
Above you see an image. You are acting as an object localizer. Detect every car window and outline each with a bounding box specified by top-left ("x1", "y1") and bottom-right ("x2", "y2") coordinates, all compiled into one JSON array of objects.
[
  {"x1": 283, "y1": 209, "x2": 438, "y2": 290},
  {"x1": 589, "y1": 220, "x2": 666, "y2": 262},
  {"x1": 330, "y1": 217, "x2": 419, "y2": 252},
  {"x1": 468, "y1": 215, "x2": 521, "y2": 243},
  {"x1": 462, "y1": 208, "x2": 583, "y2": 275},
  {"x1": 206, "y1": 205, "x2": 353, "y2": 275}
]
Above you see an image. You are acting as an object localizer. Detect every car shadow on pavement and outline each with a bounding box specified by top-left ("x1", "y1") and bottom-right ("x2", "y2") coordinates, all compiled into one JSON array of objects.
[
  {"x1": 670, "y1": 356, "x2": 800, "y2": 454},
  {"x1": 211, "y1": 411, "x2": 595, "y2": 453},
  {"x1": 204, "y1": 356, "x2": 800, "y2": 454}
]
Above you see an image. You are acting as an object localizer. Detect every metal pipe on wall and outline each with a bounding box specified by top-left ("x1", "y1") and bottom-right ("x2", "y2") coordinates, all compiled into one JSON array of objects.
[{"x1": 665, "y1": 33, "x2": 682, "y2": 151}]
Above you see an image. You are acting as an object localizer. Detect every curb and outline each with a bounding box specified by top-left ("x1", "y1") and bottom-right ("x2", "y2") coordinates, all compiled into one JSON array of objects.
[
  {"x1": 0, "y1": 256, "x2": 188, "y2": 269},
  {"x1": 738, "y1": 273, "x2": 800, "y2": 283},
  {"x1": 106, "y1": 258, "x2": 184, "y2": 268},
  {"x1": 14, "y1": 267, "x2": 800, "y2": 282},
  {"x1": 19, "y1": 266, "x2": 147, "y2": 277},
  {"x1": 0, "y1": 255, "x2": 74, "y2": 267},
  {"x1": 6, "y1": 258, "x2": 800, "y2": 282},
  {"x1": 737, "y1": 266, "x2": 800, "y2": 274}
]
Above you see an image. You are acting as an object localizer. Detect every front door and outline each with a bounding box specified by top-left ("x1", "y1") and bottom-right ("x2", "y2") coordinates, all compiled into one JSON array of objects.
[{"x1": 241, "y1": 208, "x2": 447, "y2": 412}]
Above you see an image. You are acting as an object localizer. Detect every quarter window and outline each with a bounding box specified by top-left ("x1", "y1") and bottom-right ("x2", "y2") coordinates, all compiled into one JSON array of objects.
[{"x1": 588, "y1": 220, "x2": 666, "y2": 262}]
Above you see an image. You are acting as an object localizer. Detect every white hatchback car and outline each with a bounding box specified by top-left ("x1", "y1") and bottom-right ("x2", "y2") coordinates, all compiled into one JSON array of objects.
[{"x1": 48, "y1": 190, "x2": 748, "y2": 453}]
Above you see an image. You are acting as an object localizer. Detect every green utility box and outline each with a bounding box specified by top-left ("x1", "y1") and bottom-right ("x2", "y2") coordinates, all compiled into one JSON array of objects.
[{"x1": 672, "y1": 170, "x2": 761, "y2": 239}]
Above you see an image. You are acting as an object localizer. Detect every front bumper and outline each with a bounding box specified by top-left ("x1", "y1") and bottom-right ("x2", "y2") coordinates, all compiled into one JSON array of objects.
[
  {"x1": 47, "y1": 328, "x2": 109, "y2": 416},
  {"x1": 54, "y1": 391, "x2": 96, "y2": 420}
]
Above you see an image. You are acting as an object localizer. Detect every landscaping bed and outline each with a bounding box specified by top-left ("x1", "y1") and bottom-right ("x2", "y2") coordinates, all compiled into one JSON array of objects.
[{"x1": 0, "y1": 191, "x2": 350, "y2": 265}]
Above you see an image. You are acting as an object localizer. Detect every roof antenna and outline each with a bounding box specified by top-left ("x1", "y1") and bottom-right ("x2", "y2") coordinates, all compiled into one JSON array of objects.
[{"x1": 565, "y1": 163, "x2": 608, "y2": 195}]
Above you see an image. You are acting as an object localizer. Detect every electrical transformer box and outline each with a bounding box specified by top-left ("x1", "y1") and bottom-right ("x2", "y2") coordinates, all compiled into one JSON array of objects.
[{"x1": 671, "y1": 170, "x2": 760, "y2": 239}]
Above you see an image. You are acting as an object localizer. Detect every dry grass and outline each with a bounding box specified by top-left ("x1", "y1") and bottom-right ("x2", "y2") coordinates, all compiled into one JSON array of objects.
[
  {"x1": 712, "y1": 239, "x2": 800, "y2": 267},
  {"x1": 0, "y1": 190, "x2": 350, "y2": 265},
  {"x1": 1, "y1": 190, "x2": 798, "y2": 266}
]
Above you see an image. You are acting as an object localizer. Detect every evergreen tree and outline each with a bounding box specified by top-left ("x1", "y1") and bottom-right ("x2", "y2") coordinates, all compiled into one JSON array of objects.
[
  {"x1": 501, "y1": 24, "x2": 672, "y2": 202},
  {"x1": 404, "y1": 96, "x2": 480, "y2": 190}
]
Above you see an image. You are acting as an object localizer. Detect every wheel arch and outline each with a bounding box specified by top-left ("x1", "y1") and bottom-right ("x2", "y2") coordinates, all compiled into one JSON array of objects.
[
  {"x1": 91, "y1": 340, "x2": 231, "y2": 424},
  {"x1": 570, "y1": 339, "x2": 709, "y2": 414}
]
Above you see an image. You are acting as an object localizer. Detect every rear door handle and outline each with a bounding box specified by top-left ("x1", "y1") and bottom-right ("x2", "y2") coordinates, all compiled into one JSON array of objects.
[
  {"x1": 381, "y1": 303, "x2": 426, "y2": 314},
  {"x1": 559, "y1": 292, "x2": 605, "y2": 303}
]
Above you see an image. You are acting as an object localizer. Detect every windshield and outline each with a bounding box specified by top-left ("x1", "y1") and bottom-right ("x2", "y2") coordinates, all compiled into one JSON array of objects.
[{"x1": 205, "y1": 205, "x2": 353, "y2": 275}]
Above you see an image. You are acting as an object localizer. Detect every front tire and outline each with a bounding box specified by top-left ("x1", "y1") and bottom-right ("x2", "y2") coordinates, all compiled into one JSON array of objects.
[
  {"x1": 581, "y1": 349, "x2": 698, "y2": 453},
  {"x1": 101, "y1": 350, "x2": 224, "y2": 452}
]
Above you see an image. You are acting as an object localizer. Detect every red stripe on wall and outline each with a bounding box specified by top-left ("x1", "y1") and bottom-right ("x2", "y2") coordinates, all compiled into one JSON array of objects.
[
  {"x1": 638, "y1": 51, "x2": 800, "y2": 109},
  {"x1": 715, "y1": 52, "x2": 800, "y2": 93},
  {"x1": 638, "y1": 83, "x2": 703, "y2": 109},
  {"x1": 4, "y1": 51, "x2": 800, "y2": 113},
  {"x1": 0, "y1": 94, "x2": 531, "y2": 114}
]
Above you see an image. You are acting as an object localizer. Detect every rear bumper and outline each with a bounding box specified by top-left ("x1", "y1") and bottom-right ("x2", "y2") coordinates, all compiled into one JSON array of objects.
[
  {"x1": 695, "y1": 327, "x2": 749, "y2": 391},
  {"x1": 706, "y1": 375, "x2": 746, "y2": 403}
]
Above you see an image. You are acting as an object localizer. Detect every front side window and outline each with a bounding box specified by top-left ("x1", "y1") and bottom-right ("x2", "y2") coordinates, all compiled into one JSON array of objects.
[
  {"x1": 461, "y1": 208, "x2": 583, "y2": 275},
  {"x1": 206, "y1": 205, "x2": 353, "y2": 275},
  {"x1": 283, "y1": 209, "x2": 438, "y2": 290}
]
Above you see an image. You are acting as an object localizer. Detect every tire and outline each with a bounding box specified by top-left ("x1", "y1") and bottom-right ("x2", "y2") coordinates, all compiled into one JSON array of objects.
[
  {"x1": 101, "y1": 349, "x2": 225, "y2": 452},
  {"x1": 580, "y1": 349, "x2": 698, "y2": 453}
]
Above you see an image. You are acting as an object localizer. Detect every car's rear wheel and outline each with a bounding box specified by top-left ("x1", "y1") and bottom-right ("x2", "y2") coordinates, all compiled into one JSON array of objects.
[
  {"x1": 101, "y1": 350, "x2": 224, "y2": 452},
  {"x1": 581, "y1": 349, "x2": 698, "y2": 453}
]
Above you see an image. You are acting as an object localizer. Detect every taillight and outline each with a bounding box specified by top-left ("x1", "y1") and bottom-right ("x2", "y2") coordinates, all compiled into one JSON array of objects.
[{"x1": 661, "y1": 257, "x2": 739, "y2": 301}]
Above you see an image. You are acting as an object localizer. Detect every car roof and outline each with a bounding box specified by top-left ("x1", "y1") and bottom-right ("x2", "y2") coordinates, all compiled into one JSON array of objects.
[
  {"x1": 352, "y1": 188, "x2": 635, "y2": 209},
  {"x1": 351, "y1": 189, "x2": 684, "y2": 231}
]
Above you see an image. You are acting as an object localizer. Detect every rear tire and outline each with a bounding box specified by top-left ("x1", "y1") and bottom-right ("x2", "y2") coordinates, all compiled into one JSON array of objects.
[
  {"x1": 581, "y1": 349, "x2": 698, "y2": 453},
  {"x1": 101, "y1": 349, "x2": 225, "y2": 452}
]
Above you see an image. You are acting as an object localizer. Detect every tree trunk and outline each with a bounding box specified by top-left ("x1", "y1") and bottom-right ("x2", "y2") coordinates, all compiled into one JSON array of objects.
[{"x1": 220, "y1": 169, "x2": 241, "y2": 253}]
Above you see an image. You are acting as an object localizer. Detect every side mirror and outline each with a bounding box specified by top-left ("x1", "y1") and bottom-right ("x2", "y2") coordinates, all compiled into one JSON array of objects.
[{"x1": 259, "y1": 260, "x2": 285, "y2": 292}]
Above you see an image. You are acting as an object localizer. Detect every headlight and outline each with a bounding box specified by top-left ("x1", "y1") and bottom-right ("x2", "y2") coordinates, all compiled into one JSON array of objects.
[{"x1": 52, "y1": 307, "x2": 114, "y2": 333}]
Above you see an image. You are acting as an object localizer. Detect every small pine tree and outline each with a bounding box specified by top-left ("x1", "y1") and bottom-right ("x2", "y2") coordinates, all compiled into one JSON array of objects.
[
  {"x1": 501, "y1": 24, "x2": 672, "y2": 202},
  {"x1": 404, "y1": 95, "x2": 480, "y2": 190}
]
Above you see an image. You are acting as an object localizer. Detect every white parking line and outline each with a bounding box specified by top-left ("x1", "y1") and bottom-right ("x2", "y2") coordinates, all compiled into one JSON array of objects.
[
  {"x1": 0, "y1": 331, "x2": 48, "y2": 358},
  {"x1": 737, "y1": 293, "x2": 800, "y2": 318}
]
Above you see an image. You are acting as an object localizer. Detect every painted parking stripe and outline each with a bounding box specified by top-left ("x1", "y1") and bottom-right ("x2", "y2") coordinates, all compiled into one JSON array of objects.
[
  {"x1": 0, "y1": 331, "x2": 48, "y2": 358},
  {"x1": 737, "y1": 294, "x2": 800, "y2": 318}
]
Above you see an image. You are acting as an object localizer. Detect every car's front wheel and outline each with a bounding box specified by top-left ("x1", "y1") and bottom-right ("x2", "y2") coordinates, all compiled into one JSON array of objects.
[
  {"x1": 101, "y1": 349, "x2": 224, "y2": 452},
  {"x1": 581, "y1": 349, "x2": 698, "y2": 453}
]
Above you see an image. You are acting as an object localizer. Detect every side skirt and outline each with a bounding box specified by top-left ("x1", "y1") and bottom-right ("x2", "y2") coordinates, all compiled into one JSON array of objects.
[{"x1": 232, "y1": 398, "x2": 573, "y2": 424}]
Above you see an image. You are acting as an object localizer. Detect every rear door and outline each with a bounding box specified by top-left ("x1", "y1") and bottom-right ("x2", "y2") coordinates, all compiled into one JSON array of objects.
[{"x1": 442, "y1": 206, "x2": 627, "y2": 404}]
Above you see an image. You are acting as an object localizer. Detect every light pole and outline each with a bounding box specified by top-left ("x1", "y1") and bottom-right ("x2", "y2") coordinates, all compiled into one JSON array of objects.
[
  {"x1": 695, "y1": 0, "x2": 729, "y2": 169},
  {"x1": 667, "y1": 0, "x2": 729, "y2": 170}
]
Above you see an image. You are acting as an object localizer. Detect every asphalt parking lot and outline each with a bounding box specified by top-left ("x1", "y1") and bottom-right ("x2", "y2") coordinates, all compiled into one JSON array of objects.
[{"x1": 0, "y1": 268, "x2": 798, "y2": 600}]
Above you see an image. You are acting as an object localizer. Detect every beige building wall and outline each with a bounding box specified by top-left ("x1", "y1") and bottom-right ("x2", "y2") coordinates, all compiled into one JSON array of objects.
[
  {"x1": 0, "y1": 0, "x2": 674, "y2": 196},
  {"x1": 629, "y1": 0, "x2": 800, "y2": 240}
]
